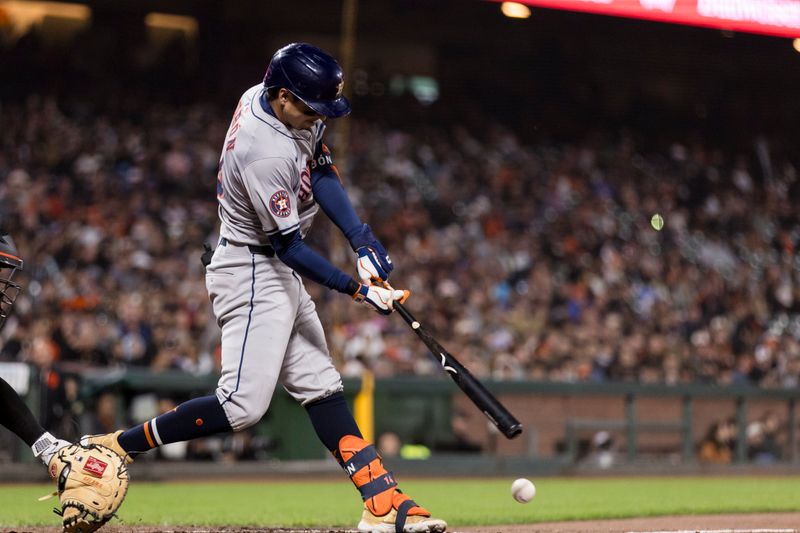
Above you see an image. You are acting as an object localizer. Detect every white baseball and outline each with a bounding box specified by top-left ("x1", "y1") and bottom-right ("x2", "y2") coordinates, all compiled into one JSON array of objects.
[
  {"x1": 511, "y1": 478, "x2": 536, "y2": 503},
  {"x1": 412, "y1": 321, "x2": 420, "y2": 330}
]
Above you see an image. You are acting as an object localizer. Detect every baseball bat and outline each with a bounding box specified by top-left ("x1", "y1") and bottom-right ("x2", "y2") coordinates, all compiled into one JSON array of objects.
[{"x1": 393, "y1": 301, "x2": 523, "y2": 440}]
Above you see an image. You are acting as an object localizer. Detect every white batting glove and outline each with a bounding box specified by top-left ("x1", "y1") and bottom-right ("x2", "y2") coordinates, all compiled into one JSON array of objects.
[
  {"x1": 356, "y1": 246, "x2": 392, "y2": 284},
  {"x1": 353, "y1": 283, "x2": 409, "y2": 315}
]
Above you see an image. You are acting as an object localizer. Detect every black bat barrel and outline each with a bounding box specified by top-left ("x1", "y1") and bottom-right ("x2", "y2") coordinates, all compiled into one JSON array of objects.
[{"x1": 394, "y1": 302, "x2": 523, "y2": 440}]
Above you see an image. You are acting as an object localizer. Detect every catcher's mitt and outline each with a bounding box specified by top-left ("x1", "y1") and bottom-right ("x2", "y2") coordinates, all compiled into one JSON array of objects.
[{"x1": 44, "y1": 443, "x2": 129, "y2": 533}]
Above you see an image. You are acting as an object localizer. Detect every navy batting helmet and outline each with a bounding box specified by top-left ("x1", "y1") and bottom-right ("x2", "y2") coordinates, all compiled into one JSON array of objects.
[
  {"x1": 0, "y1": 231, "x2": 22, "y2": 330},
  {"x1": 264, "y1": 43, "x2": 351, "y2": 119}
]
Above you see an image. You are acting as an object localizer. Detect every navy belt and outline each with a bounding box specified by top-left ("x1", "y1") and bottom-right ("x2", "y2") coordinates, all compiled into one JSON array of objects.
[{"x1": 219, "y1": 237, "x2": 274, "y2": 257}]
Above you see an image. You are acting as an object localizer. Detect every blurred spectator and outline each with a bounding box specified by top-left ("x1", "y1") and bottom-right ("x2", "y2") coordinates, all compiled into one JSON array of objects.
[
  {"x1": 22, "y1": 328, "x2": 80, "y2": 440},
  {"x1": 377, "y1": 431, "x2": 402, "y2": 458},
  {"x1": 582, "y1": 430, "x2": 618, "y2": 470},
  {"x1": 747, "y1": 411, "x2": 783, "y2": 464},
  {"x1": 83, "y1": 391, "x2": 118, "y2": 436},
  {"x1": 434, "y1": 410, "x2": 483, "y2": 454},
  {"x1": 698, "y1": 418, "x2": 736, "y2": 464}
]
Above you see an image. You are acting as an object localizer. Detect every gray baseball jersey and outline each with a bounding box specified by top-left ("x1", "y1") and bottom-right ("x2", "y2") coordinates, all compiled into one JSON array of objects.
[
  {"x1": 216, "y1": 84, "x2": 324, "y2": 245},
  {"x1": 207, "y1": 85, "x2": 343, "y2": 430}
]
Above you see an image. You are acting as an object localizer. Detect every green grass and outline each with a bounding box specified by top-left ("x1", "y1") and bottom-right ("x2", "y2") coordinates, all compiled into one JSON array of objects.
[{"x1": 2, "y1": 476, "x2": 799, "y2": 527}]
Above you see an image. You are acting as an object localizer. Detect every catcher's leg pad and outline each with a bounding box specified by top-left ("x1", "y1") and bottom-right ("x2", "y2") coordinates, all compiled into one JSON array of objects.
[
  {"x1": 47, "y1": 443, "x2": 129, "y2": 533},
  {"x1": 338, "y1": 435, "x2": 443, "y2": 532}
]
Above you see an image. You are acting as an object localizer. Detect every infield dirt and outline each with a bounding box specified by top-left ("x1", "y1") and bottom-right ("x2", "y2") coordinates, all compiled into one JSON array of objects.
[{"x1": 3, "y1": 513, "x2": 800, "y2": 533}]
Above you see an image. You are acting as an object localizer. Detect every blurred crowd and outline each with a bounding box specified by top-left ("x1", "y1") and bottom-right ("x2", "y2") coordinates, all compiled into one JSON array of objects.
[
  {"x1": 1, "y1": 95, "x2": 800, "y2": 442},
  {"x1": 697, "y1": 410, "x2": 784, "y2": 464},
  {"x1": 331, "y1": 121, "x2": 800, "y2": 390},
  {"x1": 569, "y1": 409, "x2": 786, "y2": 469}
]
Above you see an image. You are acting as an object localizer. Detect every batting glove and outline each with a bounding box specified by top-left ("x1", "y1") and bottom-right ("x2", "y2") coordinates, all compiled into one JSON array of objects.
[
  {"x1": 356, "y1": 246, "x2": 393, "y2": 284},
  {"x1": 353, "y1": 283, "x2": 409, "y2": 315},
  {"x1": 349, "y1": 224, "x2": 393, "y2": 282}
]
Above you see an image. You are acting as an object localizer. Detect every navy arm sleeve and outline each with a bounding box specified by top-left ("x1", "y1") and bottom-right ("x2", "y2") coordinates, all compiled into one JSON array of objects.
[
  {"x1": 269, "y1": 229, "x2": 359, "y2": 295},
  {"x1": 311, "y1": 168, "x2": 366, "y2": 246},
  {"x1": 310, "y1": 141, "x2": 367, "y2": 249}
]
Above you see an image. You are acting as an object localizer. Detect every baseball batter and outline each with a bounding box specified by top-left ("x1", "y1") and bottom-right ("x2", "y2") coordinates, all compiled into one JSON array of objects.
[{"x1": 85, "y1": 43, "x2": 446, "y2": 533}]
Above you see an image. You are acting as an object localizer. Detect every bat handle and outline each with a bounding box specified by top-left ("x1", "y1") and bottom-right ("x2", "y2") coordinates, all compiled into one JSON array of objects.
[{"x1": 393, "y1": 301, "x2": 416, "y2": 326}]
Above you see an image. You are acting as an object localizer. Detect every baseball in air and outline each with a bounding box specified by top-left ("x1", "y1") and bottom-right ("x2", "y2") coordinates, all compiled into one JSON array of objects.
[
  {"x1": 650, "y1": 213, "x2": 664, "y2": 231},
  {"x1": 511, "y1": 478, "x2": 536, "y2": 503}
]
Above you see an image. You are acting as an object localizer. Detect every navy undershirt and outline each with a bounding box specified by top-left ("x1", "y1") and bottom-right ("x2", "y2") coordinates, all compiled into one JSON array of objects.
[{"x1": 269, "y1": 229, "x2": 356, "y2": 294}]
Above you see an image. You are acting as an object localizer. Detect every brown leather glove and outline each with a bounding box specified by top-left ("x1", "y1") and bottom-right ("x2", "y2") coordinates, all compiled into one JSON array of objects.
[{"x1": 46, "y1": 443, "x2": 129, "y2": 532}]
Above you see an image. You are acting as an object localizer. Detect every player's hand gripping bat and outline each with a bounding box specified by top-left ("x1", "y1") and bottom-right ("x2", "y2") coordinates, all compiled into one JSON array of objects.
[{"x1": 393, "y1": 301, "x2": 523, "y2": 440}]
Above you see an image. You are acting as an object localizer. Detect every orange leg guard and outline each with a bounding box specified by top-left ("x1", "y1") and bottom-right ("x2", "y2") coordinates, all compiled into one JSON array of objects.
[{"x1": 337, "y1": 435, "x2": 431, "y2": 519}]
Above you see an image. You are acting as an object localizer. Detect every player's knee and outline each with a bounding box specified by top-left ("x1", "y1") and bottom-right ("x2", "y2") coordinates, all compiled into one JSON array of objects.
[
  {"x1": 236, "y1": 408, "x2": 268, "y2": 430},
  {"x1": 216, "y1": 391, "x2": 269, "y2": 431},
  {"x1": 216, "y1": 388, "x2": 269, "y2": 431}
]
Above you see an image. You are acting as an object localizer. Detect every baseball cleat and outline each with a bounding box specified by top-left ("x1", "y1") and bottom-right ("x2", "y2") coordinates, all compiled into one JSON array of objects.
[
  {"x1": 357, "y1": 506, "x2": 447, "y2": 532},
  {"x1": 80, "y1": 430, "x2": 134, "y2": 465}
]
